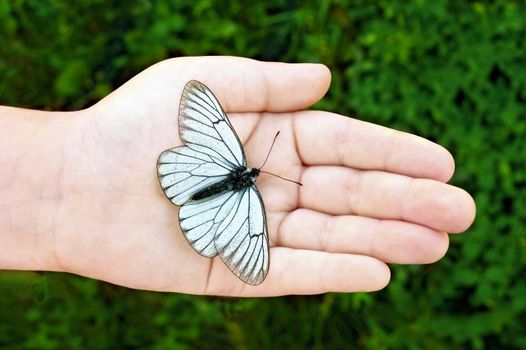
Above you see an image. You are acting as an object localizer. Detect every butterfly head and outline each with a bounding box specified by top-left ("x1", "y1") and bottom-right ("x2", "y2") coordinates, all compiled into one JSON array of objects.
[{"x1": 248, "y1": 167, "x2": 260, "y2": 180}]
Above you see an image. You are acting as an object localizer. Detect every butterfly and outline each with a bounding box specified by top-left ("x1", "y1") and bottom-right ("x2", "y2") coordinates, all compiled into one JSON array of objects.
[{"x1": 157, "y1": 80, "x2": 300, "y2": 286}]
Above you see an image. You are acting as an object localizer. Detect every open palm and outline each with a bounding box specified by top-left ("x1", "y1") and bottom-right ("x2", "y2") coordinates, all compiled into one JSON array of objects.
[{"x1": 55, "y1": 56, "x2": 475, "y2": 296}]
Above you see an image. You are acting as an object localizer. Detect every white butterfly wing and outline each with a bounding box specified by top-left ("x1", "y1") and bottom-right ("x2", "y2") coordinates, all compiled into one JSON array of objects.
[
  {"x1": 178, "y1": 190, "x2": 239, "y2": 257},
  {"x1": 179, "y1": 80, "x2": 246, "y2": 168},
  {"x1": 157, "y1": 146, "x2": 231, "y2": 205},
  {"x1": 213, "y1": 187, "x2": 269, "y2": 286},
  {"x1": 157, "y1": 80, "x2": 245, "y2": 205},
  {"x1": 179, "y1": 186, "x2": 270, "y2": 285}
]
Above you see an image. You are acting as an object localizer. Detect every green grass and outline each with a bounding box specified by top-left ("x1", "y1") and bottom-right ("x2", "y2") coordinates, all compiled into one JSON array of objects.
[{"x1": 1, "y1": 0, "x2": 525, "y2": 349}]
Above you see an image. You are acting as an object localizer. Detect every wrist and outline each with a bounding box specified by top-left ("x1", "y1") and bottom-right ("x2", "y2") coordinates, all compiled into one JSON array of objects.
[{"x1": 0, "y1": 106, "x2": 82, "y2": 272}]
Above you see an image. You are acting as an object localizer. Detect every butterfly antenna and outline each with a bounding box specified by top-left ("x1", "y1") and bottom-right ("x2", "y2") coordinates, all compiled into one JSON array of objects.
[
  {"x1": 260, "y1": 170, "x2": 303, "y2": 186},
  {"x1": 258, "y1": 131, "x2": 281, "y2": 169},
  {"x1": 258, "y1": 131, "x2": 302, "y2": 186}
]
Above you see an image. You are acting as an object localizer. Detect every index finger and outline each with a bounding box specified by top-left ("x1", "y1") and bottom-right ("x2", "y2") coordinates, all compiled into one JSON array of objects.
[{"x1": 294, "y1": 111, "x2": 455, "y2": 182}]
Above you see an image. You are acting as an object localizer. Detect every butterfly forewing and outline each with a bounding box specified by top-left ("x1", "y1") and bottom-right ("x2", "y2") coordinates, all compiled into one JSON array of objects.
[
  {"x1": 157, "y1": 146, "x2": 230, "y2": 205},
  {"x1": 156, "y1": 80, "x2": 270, "y2": 285},
  {"x1": 179, "y1": 80, "x2": 246, "y2": 167}
]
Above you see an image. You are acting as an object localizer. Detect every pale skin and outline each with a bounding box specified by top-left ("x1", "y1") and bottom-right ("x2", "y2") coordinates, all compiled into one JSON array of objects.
[{"x1": 0, "y1": 56, "x2": 476, "y2": 296}]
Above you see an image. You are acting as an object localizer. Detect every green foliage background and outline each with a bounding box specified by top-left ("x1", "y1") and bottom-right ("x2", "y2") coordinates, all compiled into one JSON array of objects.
[{"x1": 1, "y1": 0, "x2": 525, "y2": 348}]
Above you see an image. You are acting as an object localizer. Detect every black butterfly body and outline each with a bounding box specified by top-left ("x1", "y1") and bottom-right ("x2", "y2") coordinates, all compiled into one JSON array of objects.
[{"x1": 192, "y1": 167, "x2": 260, "y2": 201}]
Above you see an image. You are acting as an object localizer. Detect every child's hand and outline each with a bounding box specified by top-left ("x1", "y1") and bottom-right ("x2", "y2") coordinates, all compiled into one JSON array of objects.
[{"x1": 2, "y1": 56, "x2": 476, "y2": 296}]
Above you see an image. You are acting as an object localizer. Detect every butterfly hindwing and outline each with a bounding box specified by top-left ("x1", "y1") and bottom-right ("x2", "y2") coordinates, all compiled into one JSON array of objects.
[
  {"x1": 214, "y1": 187, "x2": 269, "y2": 286},
  {"x1": 178, "y1": 190, "x2": 240, "y2": 257}
]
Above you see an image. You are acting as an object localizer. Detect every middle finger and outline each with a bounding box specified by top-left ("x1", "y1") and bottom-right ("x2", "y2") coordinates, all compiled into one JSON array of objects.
[{"x1": 299, "y1": 166, "x2": 474, "y2": 233}]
